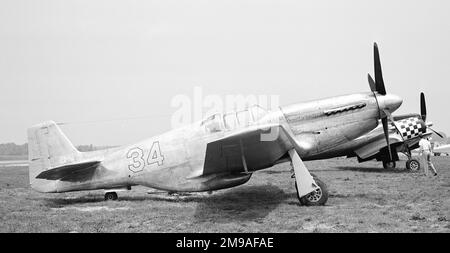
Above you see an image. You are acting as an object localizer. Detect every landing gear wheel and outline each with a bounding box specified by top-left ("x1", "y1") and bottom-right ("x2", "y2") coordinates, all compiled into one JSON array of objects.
[
  {"x1": 104, "y1": 192, "x2": 118, "y2": 201},
  {"x1": 295, "y1": 176, "x2": 328, "y2": 206},
  {"x1": 406, "y1": 159, "x2": 420, "y2": 171},
  {"x1": 382, "y1": 161, "x2": 396, "y2": 169}
]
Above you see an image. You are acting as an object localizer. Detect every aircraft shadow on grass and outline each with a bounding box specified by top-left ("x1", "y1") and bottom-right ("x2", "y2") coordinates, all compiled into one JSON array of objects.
[
  {"x1": 334, "y1": 166, "x2": 412, "y2": 174},
  {"x1": 44, "y1": 184, "x2": 290, "y2": 221},
  {"x1": 193, "y1": 184, "x2": 290, "y2": 223},
  {"x1": 44, "y1": 196, "x2": 116, "y2": 207},
  {"x1": 43, "y1": 194, "x2": 159, "y2": 207},
  {"x1": 258, "y1": 170, "x2": 289, "y2": 175}
]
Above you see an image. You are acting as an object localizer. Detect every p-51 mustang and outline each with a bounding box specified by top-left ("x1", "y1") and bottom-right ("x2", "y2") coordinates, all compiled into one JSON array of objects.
[
  {"x1": 28, "y1": 43, "x2": 402, "y2": 206},
  {"x1": 311, "y1": 92, "x2": 443, "y2": 171}
]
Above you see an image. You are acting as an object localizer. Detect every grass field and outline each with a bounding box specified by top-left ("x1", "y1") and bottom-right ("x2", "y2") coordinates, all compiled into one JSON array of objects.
[{"x1": 1, "y1": 157, "x2": 449, "y2": 233}]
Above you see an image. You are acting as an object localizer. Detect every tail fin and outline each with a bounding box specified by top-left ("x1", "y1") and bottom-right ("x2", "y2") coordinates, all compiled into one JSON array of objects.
[{"x1": 27, "y1": 121, "x2": 80, "y2": 192}]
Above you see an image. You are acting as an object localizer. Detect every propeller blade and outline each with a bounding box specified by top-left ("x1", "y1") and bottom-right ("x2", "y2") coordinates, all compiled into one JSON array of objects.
[
  {"x1": 368, "y1": 74, "x2": 376, "y2": 92},
  {"x1": 374, "y1": 43, "x2": 386, "y2": 95},
  {"x1": 382, "y1": 117, "x2": 392, "y2": 161},
  {"x1": 420, "y1": 92, "x2": 443, "y2": 139},
  {"x1": 429, "y1": 127, "x2": 444, "y2": 138},
  {"x1": 420, "y1": 92, "x2": 427, "y2": 121},
  {"x1": 383, "y1": 108, "x2": 402, "y2": 137}
]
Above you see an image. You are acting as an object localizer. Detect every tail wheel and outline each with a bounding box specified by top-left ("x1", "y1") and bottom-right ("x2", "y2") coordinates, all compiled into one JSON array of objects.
[
  {"x1": 406, "y1": 159, "x2": 420, "y2": 171},
  {"x1": 104, "y1": 192, "x2": 118, "y2": 201},
  {"x1": 295, "y1": 176, "x2": 328, "y2": 206},
  {"x1": 382, "y1": 161, "x2": 396, "y2": 169}
]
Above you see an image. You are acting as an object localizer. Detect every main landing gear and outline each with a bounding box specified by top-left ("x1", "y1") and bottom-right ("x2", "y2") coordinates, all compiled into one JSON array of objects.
[
  {"x1": 383, "y1": 158, "x2": 420, "y2": 171},
  {"x1": 289, "y1": 149, "x2": 328, "y2": 206},
  {"x1": 382, "y1": 159, "x2": 420, "y2": 171},
  {"x1": 402, "y1": 148, "x2": 421, "y2": 171},
  {"x1": 406, "y1": 158, "x2": 420, "y2": 171},
  {"x1": 382, "y1": 148, "x2": 420, "y2": 171},
  {"x1": 295, "y1": 174, "x2": 328, "y2": 206}
]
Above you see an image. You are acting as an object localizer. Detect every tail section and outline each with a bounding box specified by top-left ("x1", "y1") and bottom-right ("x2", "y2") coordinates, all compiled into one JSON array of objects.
[{"x1": 27, "y1": 121, "x2": 80, "y2": 192}]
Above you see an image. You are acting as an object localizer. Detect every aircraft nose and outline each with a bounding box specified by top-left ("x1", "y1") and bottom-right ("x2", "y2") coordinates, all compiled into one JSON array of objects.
[{"x1": 377, "y1": 93, "x2": 403, "y2": 113}]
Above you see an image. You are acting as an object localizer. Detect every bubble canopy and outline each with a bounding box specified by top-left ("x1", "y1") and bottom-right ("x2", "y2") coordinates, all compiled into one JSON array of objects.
[{"x1": 200, "y1": 105, "x2": 268, "y2": 132}]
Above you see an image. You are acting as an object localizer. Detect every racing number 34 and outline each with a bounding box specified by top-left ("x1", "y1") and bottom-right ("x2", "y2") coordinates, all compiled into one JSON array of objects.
[{"x1": 126, "y1": 141, "x2": 164, "y2": 173}]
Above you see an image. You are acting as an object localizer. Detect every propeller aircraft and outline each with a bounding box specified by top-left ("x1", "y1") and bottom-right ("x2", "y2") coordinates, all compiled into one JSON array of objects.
[
  {"x1": 27, "y1": 43, "x2": 403, "y2": 206},
  {"x1": 310, "y1": 92, "x2": 443, "y2": 171}
]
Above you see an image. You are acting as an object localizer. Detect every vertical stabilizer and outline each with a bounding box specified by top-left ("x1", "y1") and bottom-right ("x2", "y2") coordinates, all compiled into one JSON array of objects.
[{"x1": 27, "y1": 121, "x2": 80, "y2": 192}]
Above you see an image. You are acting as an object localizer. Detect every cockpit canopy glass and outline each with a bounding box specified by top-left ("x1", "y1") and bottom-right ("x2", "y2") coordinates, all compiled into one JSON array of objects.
[{"x1": 200, "y1": 105, "x2": 268, "y2": 133}]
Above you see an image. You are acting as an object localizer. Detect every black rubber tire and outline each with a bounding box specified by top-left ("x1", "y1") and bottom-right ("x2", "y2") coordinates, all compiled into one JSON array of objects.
[
  {"x1": 406, "y1": 159, "x2": 420, "y2": 171},
  {"x1": 382, "y1": 161, "x2": 396, "y2": 169},
  {"x1": 295, "y1": 176, "x2": 328, "y2": 206},
  {"x1": 104, "y1": 192, "x2": 118, "y2": 201}
]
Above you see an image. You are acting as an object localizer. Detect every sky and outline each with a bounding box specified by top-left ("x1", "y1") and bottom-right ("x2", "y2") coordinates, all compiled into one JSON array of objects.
[{"x1": 1, "y1": 0, "x2": 449, "y2": 146}]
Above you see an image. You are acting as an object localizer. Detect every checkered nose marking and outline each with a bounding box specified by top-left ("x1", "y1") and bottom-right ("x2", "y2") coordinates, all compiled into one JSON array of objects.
[{"x1": 397, "y1": 117, "x2": 426, "y2": 140}]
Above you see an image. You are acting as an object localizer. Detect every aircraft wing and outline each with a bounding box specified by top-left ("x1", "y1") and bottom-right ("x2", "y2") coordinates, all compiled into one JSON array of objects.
[
  {"x1": 354, "y1": 133, "x2": 403, "y2": 159},
  {"x1": 36, "y1": 160, "x2": 101, "y2": 182},
  {"x1": 354, "y1": 130, "x2": 433, "y2": 159},
  {"x1": 202, "y1": 124, "x2": 295, "y2": 176}
]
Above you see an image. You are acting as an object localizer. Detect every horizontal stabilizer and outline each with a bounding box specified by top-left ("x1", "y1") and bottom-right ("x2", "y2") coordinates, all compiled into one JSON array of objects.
[{"x1": 36, "y1": 160, "x2": 100, "y2": 181}]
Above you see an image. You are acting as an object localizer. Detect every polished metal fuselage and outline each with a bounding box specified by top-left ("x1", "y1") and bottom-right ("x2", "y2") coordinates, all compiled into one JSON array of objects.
[
  {"x1": 312, "y1": 115, "x2": 428, "y2": 160},
  {"x1": 280, "y1": 92, "x2": 380, "y2": 159}
]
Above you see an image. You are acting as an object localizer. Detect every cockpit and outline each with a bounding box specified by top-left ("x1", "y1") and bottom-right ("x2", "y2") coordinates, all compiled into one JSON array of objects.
[{"x1": 200, "y1": 105, "x2": 268, "y2": 133}]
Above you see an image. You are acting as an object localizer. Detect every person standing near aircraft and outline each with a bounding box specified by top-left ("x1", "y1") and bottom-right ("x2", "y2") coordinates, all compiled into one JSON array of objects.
[{"x1": 418, "y1": 135, "x2": 438, "y2": 176}]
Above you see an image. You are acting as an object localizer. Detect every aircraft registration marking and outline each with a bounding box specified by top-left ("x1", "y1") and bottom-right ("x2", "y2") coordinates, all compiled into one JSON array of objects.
[{"x1": 126, "y1": 141, "x2": 164, "y2": 173}]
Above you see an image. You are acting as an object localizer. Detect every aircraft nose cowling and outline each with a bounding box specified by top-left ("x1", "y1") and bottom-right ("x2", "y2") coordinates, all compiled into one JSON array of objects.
[{"x1": 377, "y1": 93, "x2": 403, "y2": 114}]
